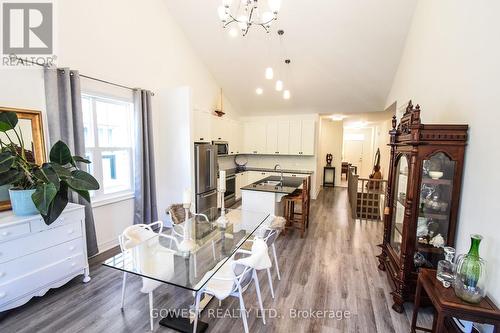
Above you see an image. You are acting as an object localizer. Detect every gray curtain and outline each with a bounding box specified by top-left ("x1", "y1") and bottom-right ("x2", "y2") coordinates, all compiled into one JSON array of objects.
[
  {"x1": 133, "y1": 90, "x2": 158, "y2": 225},
  {"x1": 44, "y1": 68, "x2": 99, "y2": 257}
]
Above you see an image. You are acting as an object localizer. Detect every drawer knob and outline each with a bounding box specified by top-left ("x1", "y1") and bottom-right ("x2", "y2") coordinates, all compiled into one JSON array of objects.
[
  {"x1": 1, "y1": 231, "x2": 9, "y2": 236},
  {"x1": 0, "y1": 292, "x2": 5, "y2": 298}
]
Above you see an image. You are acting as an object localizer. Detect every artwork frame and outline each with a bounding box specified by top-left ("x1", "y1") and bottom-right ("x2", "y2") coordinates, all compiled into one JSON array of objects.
[{"x1": 0, "y1": 107, "x2": 46, "y2": 211}]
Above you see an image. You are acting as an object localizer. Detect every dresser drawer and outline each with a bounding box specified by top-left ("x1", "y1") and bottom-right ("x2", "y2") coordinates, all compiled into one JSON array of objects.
[
  {"x1": 0, "y1": 238, "x2": 84, "y2": 285},
  {"x1": 30, "y1": 209, "x2": 85, "y2": 232},
  {"x1": 0, "y1": 222, "x2": 30, "y2": 243},
  {"x1": 0, "y1": 253, "x2": 85, "y2": 307},
  {"x1": 0, "y1": 222, "x2": 82, "y2": 263}
]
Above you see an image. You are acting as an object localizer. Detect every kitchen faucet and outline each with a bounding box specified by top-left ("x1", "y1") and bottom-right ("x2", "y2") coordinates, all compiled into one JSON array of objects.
[{"x1": 274, "y1": 164, "x2": 283, "y2": 185}]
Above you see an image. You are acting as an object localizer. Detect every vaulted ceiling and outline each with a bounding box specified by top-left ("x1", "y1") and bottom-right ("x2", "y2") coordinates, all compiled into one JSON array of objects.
[{"x1": 164, "y1": 0, "x2": 417, "y2": 115}]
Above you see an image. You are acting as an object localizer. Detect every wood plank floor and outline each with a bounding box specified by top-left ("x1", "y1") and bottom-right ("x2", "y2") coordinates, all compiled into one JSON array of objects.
[{"x1": 0, "y1": 187, "x2": 432, "y2": 333}]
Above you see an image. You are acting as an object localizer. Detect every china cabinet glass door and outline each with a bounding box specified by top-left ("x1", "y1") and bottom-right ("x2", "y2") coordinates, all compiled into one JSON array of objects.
[
  {"x1": 390, "y1": 155, "x2": 409, "y2": 255},
  {"x1": 414, "y1": 152, "x2": 456, "y2": 269}
]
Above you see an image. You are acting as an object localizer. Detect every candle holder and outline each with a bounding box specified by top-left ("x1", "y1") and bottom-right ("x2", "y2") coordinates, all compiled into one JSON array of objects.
[
  {"x1": 216, "y1": 189, "x2": 229, "y2": 228},
  {"x1": 178, "y1": 202, "x2": 196, "y2": 253}
]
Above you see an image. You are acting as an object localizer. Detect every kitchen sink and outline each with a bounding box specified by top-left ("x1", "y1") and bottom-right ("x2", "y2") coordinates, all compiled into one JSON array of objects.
[{"x1": 259, "y1": 180, "x2": 283, "y2": 186}]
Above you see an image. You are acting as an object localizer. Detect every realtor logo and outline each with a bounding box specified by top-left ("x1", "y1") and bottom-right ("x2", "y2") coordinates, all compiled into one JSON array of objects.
[{"x1": 2, "y1": 2, "x2": 53, "y2": 55}]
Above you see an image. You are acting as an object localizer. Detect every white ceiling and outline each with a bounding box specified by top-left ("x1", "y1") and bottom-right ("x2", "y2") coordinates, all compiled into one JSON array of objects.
[{"x1": 164, "y1": 0, "x2": 417, "y2": 115}]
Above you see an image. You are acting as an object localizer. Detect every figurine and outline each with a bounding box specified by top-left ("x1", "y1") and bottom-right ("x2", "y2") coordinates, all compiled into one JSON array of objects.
[
  {"x1": 326, "y1": 153, "x2": 333, "y2": 166},
  {"x1": 430, "y1": 233, "x2": 445, "y2": 248}
]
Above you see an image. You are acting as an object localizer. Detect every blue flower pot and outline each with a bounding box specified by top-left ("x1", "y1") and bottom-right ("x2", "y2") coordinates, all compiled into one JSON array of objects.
[{"x1": 9, "y1": 189, "x2": 38, "y2": 216}]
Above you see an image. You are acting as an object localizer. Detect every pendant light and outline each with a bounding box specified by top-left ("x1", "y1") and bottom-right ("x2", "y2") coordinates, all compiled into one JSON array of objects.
[
  {"x1": 265, "y1": 67, "x2": 274, "y2": 80},
  {"x1": 283, "y1": 90, "x2": 291, "y2": 100},
  {"x1": 275, "y1": 80, "x2": 283, "y2": 91}
]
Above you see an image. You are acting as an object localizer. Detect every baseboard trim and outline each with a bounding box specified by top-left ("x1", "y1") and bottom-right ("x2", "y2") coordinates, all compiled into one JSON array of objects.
[{"x1": 88, "y1": 245, "x2": 121, "y2": 266}]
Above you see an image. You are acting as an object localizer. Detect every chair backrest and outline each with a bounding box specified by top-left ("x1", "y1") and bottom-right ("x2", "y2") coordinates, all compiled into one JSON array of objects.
[
  {"x1": 262, "y1": 228, "x2": 279, "y2": 247},
  {"x1": 118, "y1": 224, "x2": 157, "y2": 252},
  {"x1": 301, "y1": 177, "x2": 309, "y2": 207},
  {"x1": 231, "y1": 261, "x2": 255, "y2": 292},
  {"x1": 167, "y1": 204, "x2": 192, "y2": 225}
]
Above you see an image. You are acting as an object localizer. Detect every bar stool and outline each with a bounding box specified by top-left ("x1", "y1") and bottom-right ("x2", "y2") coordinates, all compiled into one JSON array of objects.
[{"x1": 283, "y1": 176, "x2": 310, "y2": 238}]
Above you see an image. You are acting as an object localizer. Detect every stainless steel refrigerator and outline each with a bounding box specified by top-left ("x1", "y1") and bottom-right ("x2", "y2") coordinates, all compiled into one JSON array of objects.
[{"x1": 194, "y1": 143, "x2": 218, "y2": 213}]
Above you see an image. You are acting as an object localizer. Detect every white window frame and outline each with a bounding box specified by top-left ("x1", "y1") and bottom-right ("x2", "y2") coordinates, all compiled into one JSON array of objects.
[{"x1": 82, "y1": 93, "x2": 135, "y2": 206}]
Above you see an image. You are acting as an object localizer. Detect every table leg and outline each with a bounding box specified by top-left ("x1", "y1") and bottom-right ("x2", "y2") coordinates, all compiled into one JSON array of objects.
[
  {"x1": 411, "y1": 277, "x2": 423, "y2": 333},
  {"x1": 434, "y1": 313, "x2": 446, "y2": 333}
]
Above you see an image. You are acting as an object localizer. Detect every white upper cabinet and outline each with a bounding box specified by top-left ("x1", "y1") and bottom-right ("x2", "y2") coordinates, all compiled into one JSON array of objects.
[
  {"x1": 244, "y1": 121, "x2": 266, "y2": 154},
  {"x1": 301, "y1": 119, "x2": 315, "y2": 155},
  {"x1": 287, "y1": 119, "x2": 315, "y2": 155},
  {"x1": 227, "y1": 119, "x2": 243, "y2": 154},
  {"x1": 193, "y1": 110, "x2": 212, "y2": 143},
  {"x1": 288, "y1": 120, "x2": 302, "y2": 155},
  {"x1": 277, "y1": 120, "x2": 290, "y2": 154},
  {"x1": 212, "y1": 116, "x2": 225, "y2": 141},
  {"x1": 265, "y1": 122, "x2": 278, "y2": 154}
]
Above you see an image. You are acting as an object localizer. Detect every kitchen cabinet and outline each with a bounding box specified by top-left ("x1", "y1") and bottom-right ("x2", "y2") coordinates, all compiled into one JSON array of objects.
[
  {"x1": 244, "y1": 122, "x2": 266, "y2": 154},
  {"x1": 265, "y1": 121, "x2": 290, "y2": 155},
  {"x1": 277, "y1": 120, "x2": 290, "y2": 154},
  {"x1": 235, "y1": 171, "x2": 247, "y2": 200},
  {"x1": 288, "y1": 120, "x2": 302, "y2": 155},
  {"x1": 193, "y1": 110, "x2": 212, "y2": 143},
  {"x1": 246, "y1": 171, "x2": 268, "y2": 184},
  {"x1": 212, "y1": 116, "x2": 225, "y2": 141},
  {"x1": 288, "y1": 119, "x2": 315, "y2": 155},
  {"x1": 301, "y1": 119, "x2": 315, "y2": 155},
  {"x1": 229, "y1": 120, "x2": 243, "y2": 155}
]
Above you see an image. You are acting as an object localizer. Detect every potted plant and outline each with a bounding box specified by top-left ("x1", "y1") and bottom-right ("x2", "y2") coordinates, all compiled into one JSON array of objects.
[{"x1": 0, "y1": 111, "x2": 99, "y2": 224}]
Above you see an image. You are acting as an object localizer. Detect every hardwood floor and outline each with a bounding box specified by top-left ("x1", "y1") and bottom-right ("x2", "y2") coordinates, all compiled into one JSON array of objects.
[{"x1": 0, "y1": 187, "x2": 432, "y2": 332}]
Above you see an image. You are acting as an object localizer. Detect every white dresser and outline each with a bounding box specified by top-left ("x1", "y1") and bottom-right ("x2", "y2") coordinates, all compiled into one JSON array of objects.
[{"x1": 0, "y1": 203, "x2": 90, "y2": 312}]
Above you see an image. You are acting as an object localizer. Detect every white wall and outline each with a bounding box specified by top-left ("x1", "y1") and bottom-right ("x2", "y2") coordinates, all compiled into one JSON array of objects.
[
  {"x1": 0, "y1": 0, "x2": 238, "y2": 253},
  {"x1": 317, "y1": 119, "x2": 343, "y2": 188},
  {"x1": 386, "y1": 0, "x2": 500, "y2": 304}
]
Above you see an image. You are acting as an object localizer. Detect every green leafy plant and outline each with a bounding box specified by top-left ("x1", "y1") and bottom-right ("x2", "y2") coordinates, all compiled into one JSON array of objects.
[{"x1": 0, "y1": 111, "x2": 99, "y2": 225}]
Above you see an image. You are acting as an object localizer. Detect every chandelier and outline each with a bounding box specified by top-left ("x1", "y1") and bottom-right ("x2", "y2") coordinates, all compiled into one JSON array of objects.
[{"x1": 218, "y1": 0, "x2": 282, "y2": 36}]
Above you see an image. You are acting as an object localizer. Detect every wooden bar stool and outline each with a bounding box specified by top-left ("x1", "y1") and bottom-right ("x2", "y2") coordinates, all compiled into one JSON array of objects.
[{"x1": 283, "y1": 176, "x2": 310, "y2": 238}]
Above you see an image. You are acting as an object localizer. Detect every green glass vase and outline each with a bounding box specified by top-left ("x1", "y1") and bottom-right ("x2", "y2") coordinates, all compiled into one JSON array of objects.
[{"x1": 454, "y1": 234, "x2": 487, "y2": 303}]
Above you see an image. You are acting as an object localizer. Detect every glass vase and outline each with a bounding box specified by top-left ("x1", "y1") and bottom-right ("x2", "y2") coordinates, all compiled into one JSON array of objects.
[{"x1": 454, "y1": 234, "x2": 487, "y2": 304}]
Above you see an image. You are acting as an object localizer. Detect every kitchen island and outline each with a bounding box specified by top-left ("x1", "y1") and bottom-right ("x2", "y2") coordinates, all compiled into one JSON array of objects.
[{"x1": 241, "y1": 176, "x2": 303, "y2": 215}]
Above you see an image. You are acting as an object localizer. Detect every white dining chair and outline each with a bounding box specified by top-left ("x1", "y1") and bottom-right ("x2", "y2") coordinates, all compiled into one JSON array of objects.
[
  {"x1": 118, "y1": 221, "x2": 179, "y2": 331},
  {"x1": 192, "y1": 238, "x2": 269, "y2": 333}
]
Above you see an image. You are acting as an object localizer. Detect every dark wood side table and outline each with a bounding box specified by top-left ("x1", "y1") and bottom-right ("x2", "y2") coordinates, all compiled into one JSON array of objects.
[
  {"x1": 411, "y1": 268, "x2": 500, "y2": 333},
  {"x1": 323, "y1": 166, "x2": 335, "y2": 187}
]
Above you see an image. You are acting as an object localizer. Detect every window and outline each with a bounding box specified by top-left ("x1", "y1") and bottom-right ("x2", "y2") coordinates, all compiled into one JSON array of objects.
[{"x1": 82, "y1": 93, "x2": 135, "y2": 202}]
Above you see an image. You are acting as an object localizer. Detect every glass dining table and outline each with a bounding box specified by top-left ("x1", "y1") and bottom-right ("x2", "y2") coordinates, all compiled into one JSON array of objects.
[{"x1": 103, "y1": 207, "x2": 270, "y2": 333}]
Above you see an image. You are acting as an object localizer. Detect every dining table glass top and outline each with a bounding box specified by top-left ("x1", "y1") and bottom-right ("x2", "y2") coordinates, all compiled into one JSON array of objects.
[{"x1": 103, "y1": 208, "x2": 270, "y2": 292}]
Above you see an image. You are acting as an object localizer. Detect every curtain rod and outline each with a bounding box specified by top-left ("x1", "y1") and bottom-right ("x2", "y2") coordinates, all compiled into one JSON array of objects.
[{"x1": 12, "y1": 56, "x2": 155, "y2": 96}]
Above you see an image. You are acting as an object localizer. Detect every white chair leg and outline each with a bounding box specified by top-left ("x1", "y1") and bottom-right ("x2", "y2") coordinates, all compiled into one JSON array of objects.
[
  {"x1": 120, "y1": 272, "x2": 127, "y2": 308},
  {"x1": 238, "y1": 293, "x2": 249, "y2": 333},
  {"x1": 149, "y1": 291, "x2": 154, "y2": 331},
  {"x1": 253, "y1": 271, "x2": 266, "y2": 325},
  {"x1": 193, "y1": 291, "x2": 201, "y2": 333},
  {"x1": 194, "y1": 253, "x2": 198, "y2": 278},
  {"x1": 272, "y1": 243, "x2": 281, "y2": 280},
  {"x1": 211, "y1": 240, "x2": 216, "y2": 260},
  {"x1": 266, "y1": 268, "x2": 275, "y2": 299}
]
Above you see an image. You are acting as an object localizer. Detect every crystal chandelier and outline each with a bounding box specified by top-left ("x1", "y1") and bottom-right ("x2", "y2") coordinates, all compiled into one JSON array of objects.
[{"x1": 218, "y1": 0, "x2": 282, "y2": 36}]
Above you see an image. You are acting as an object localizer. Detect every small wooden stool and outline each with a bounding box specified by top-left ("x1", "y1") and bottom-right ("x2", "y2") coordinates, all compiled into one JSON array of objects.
[{"x1": 411, "y1": 268, "x2": 500, "y2": 333}]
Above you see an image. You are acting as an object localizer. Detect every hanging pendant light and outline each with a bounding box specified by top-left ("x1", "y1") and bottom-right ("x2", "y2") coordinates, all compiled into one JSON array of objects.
[
  {"x1": 265, "y1": 67, "x2": 274, "y2": 80},
  {"x1": 275, "y1": 80, "x2": 283, "y2": 91},
  {"x1": 283, "y1": 90, "x2": 291, "y2": 100}
]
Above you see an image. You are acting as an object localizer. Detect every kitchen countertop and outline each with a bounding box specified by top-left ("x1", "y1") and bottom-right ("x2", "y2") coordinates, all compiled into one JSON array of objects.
[
  {"x1": 240, "y1": 176, "x2": 303, "y2": 194},
  {"x1": 224, "y1": 167, "x2": 313, "y2": 175}
]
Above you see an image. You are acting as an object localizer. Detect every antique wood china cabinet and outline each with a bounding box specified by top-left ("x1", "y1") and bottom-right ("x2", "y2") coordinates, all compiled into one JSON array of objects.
[{"x1": 377, "y1": 101, "x2": 468, "y2": 313}]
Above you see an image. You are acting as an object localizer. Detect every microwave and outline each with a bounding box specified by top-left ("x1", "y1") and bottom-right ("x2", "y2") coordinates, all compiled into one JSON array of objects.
[{"x1": 212, "y1": 141, "x2": 229, "y2": 156}]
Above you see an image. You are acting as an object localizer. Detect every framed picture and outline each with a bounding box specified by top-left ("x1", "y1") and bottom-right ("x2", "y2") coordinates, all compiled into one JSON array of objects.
[{"x1": 0, "y1": 107, "x2": 46, "y2": 211}]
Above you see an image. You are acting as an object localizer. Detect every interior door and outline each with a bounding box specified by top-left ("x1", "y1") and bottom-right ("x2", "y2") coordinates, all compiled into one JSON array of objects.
[{"x1": 344, "y1": 140, "x2": 364, "y2": 175}]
